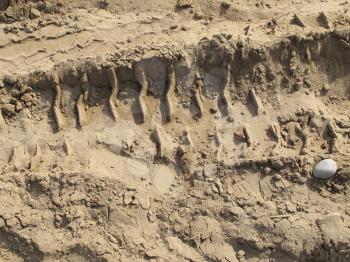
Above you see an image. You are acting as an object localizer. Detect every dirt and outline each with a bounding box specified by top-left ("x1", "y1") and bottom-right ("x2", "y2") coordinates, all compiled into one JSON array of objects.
[{"x1": 0, "y1": 0, "x2": 350, "y2": 261}]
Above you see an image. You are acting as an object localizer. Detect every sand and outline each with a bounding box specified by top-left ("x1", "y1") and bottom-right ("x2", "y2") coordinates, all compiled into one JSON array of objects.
[{"x1": 0, "y1": 0, "x2": 350, "y2": 261}]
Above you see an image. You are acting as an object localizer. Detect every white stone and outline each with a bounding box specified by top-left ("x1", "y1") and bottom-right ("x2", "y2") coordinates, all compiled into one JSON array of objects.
[{"x1": 313, "y1": 159, "x2": 337, "y2": 179}]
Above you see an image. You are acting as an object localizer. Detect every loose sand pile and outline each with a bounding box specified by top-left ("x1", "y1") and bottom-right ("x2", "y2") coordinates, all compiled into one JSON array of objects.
[{"x1": 0, "y1": 0, "x2": 350, "y2": 261}]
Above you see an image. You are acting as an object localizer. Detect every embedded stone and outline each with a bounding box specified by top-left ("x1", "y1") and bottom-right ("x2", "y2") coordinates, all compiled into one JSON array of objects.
[{"x1": 176, "y1": 0, "x2": 193, "y2": 8}]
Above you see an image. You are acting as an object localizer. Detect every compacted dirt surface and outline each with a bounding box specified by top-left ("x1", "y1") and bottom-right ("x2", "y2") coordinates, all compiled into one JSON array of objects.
[{"x1": 0, "y1": 0, "x2": 350, "y2": 261}]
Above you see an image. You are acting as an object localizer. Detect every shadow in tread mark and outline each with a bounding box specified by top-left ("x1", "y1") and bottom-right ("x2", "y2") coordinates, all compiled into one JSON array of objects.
[
  {"x1": 0, "y1": 0, "x2": 9, "y2": 12},
  {"x1": 0, "y1": 228, "x2": 44, "y2": 261}
]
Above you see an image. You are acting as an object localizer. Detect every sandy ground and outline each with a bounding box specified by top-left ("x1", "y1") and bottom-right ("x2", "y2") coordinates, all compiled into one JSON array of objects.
[{"x1": 0, "y1": 0, "x2": 350, "y2": 261}]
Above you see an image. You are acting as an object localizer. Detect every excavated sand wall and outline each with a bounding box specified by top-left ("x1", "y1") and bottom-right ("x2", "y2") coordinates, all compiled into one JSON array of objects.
[{"x1": 0, "y1": 0, "x2": 350, "y2": 260}]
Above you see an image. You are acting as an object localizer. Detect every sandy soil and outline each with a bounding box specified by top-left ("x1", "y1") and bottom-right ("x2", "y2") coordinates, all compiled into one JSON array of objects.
[{"x1": 0, "y1": 0, "x2": 350, "y2": 261}]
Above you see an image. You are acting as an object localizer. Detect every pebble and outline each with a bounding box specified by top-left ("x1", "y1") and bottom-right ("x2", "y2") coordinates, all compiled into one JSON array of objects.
[
  {"x1": 15, "y1": 101, "x2": 23, "y2": 112},
  {"x1": 21, "y1": 93, "x2": 33, "y2": 103},
  {"x1": 2, "y1": 103, "x2": 16, "y2": 116},
  {"x1": 30, "y1": 8, "x2": 41, "y2": 19},
  {"x1": 337, "y1": 168, "x2": 350, "y2": 180},
  {"x1": 304, "y1": 78, "x2": 312, "y2": 88},
  {"x1": 271, "y1": 159, "x2": 284, "y2": 170},
  {"x1": 193, "y1": 12, "x2": 204, "y2": 20},
  {"x1": 313, "y1": 159, "x2": 337, "y2": 179},
  {"x1": 176, "y1": 0, "x2": 193, "y2": 8},
  {"x1": 221, "y1": 1, "x2": 231, "y2": 9},
  {"x1": 322, "y1": 83, "x2": 330, "y2": 92},
  {"x1": 3, "y1": 75, "x2": 17, "y2": 86},
  {"x1": 229, "y1": 206, "x2": 245, "y2": 217}
]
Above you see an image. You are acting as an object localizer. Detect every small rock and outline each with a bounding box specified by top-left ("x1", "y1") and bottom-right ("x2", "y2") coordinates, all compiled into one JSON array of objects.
[
  {"x1": 21, "y1": 93, "x2": 33, "y2": 103},
  {"x1": 9, "y1": 97, "x2": 17, "y2": 104},
  {"x1": 209, "y1": 108, "x2": 218, "y2": 114},
  {"x1": 318, "y1": 12, "x2": 332, "y2": 29},
  {"x1": 237, "y1": 250, "x2": 246, "y2": 258},
  {"x1": 271, "y1": 159, "x2": 284, "y2": 170},
  {"x1": 10, "y1": 89, "x2": 20, "y2": 98},
  {"x1": 273, "y1": 174, "x2": 282, "y2": 181},
  {"x1": 297, "y1": 176, "x2": 307, "y2": 184},
  {"x1": 3, "y1": 75, "x2": 17, "y2": 86},
  {"x1": 123, "y1": 191, "x2": 134, "y2": 205},
  {"x1": 292, "y1": 14, "x2": 306, "y2": 27},
  {"x1": 293, "y1": 81, "x2": 303, "y2": 91},
  {"x1": 0, "y1": 95, "x2": 10, "y2": 104},
  {"x1": 15, "y1": 101, "x2": 23, "y2": 112},
  {"x1": 226, "y1": 116, "x2": 234, "y2": 123},
  {"x1": 263, "y1": 167, "x2": 271, "y2": 174},
  {"x1": 193, "y1": 12, "x2": 204, "y2": 20},
  {"x1": 337, "y1": 168, "x2": 350, "y2": 180},
  {"x1": 266, "y1": 70, "x2": 275, "y2": 81},
  {"x1": 20, "y1": 85, "x2": 33, "y2": 94},
  {"x1": 285, "y1": 201, "x2": 297, "y2": 213},
  {"x1": 6, "y1": 217, "x2": 20, "y2": 228},
  {"x1": 313, "y1": 159, "x2": 337, "y2": 179},
  {"x1": 2, "y1": 103, "x2": 16, "y2": 116},
  {"x1": 304, "y1": 78, "x2": 312, "y2": 88},
  {"x1": 176, "y1": 0, "x2": 193, "y2": 8},
  {"x1": 36, "y1": 1, "x2": 46, "y2": 11},
  {"x1": 180, "y1": 25, "x2": 188, "y2": 31},
  {"x1": 229, "y1": 206, "x2": 245, "y2": 217},
  {"x1": 221, "y1": 1, "x2": 231, "y2": 9},
  {"x1": 30, "y1": 8, "x2": 41, "y2": 19},
  {"x1": 322, "y1": 83, "x2": 330, "y2": 92},
  {"x1": 210, "y1": 37, "x2": 221, "y2": 48},
  {"x1": 203, "y1": 164, "x2": 217, "y2": 178}
]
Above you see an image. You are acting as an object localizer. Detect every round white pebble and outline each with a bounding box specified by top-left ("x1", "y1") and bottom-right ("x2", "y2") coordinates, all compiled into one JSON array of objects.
[{"x1": 313, "y1": 159, "x2": 337, "y2": 179}]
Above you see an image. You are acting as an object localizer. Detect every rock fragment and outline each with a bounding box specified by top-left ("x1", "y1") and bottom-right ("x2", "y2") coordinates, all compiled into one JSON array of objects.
[
  {"x1": 193, "y1": 12, "x2": 204, "y2": 20},
  {"x1": 15, "y1": 101, "x2": 23, "y2": 112},
  {"x1": 3, "y1": 74, "x2": 17, "y2": 86},
  {"x1": 292, "y1": 14, "x2": 306, "y2": 27},
  {"x1": 30, "y1": 8, "x2": 41, "y2": 19},
  {"x1": 176, "y1": 0, "x2": 193, "y2": 8},
  {"x1": 338, "y1": 167, "x2": 350, "y2": 181},
  {"x1": 317, "y1": 12, "x2": 332, "y2": 29},
  {"x1": 2, "y1": 103, "x2": 16, "y2": 117},
  {"x1": 221, "y1": 1, "x2": 231, "y2": 10}
]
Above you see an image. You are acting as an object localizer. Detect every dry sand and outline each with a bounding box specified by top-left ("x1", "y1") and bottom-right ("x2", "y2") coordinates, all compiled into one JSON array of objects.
[{"x1": 0, "y1": 0, "x2": 350, "y2": 261}]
